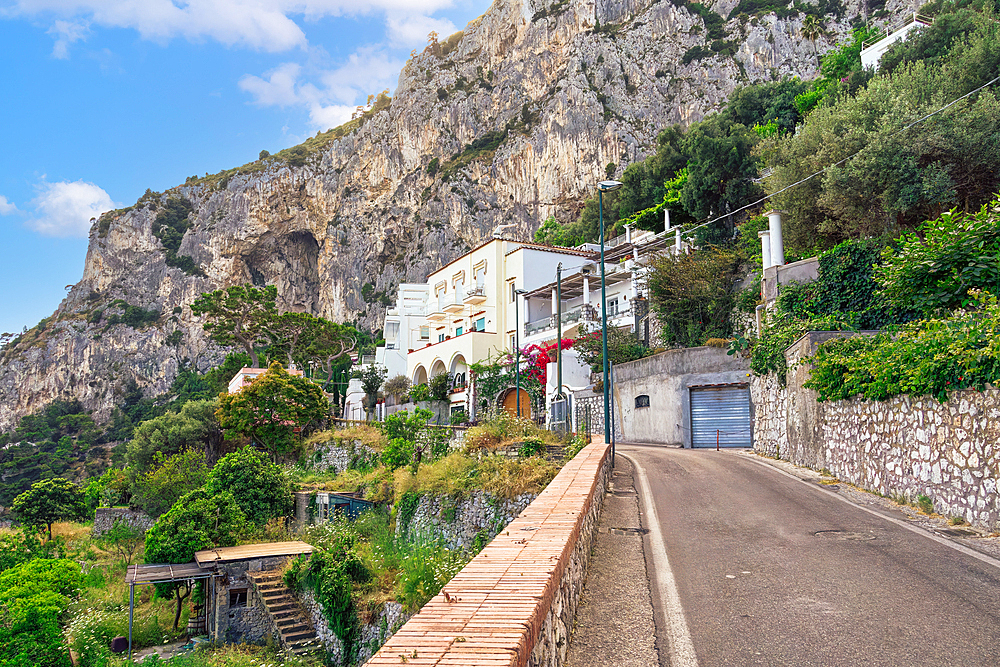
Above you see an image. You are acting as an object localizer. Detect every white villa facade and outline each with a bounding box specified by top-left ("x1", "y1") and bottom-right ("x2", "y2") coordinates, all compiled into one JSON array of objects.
[{"x1": 367, "y1": 226, "x2": 677, "y2": 423}]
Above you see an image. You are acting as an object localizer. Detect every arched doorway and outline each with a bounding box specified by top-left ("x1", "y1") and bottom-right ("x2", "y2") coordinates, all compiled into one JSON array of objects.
[
  {"x1": 412, "y1": 365, "x2": 428, "y2": 386},
  {"x1": 449, "y1": 353, "x2": 469, "y2": 391},
  {"x1": 501, "y1": 388, "x2": 532, "y2": 420}
]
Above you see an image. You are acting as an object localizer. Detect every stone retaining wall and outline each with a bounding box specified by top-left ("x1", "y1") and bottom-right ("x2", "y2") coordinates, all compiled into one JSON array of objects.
[
  {"x1": 365, "y1": 439, "x2": 611, "y2": 667},
  {"x1": 301, "y1": 591, "x2": 410, "y2": 665},
  {"x1": 92, "y1": 507, "x2": 155, "y2": 537},
  {"x1": 754, "y1": 331, "x2": 1000, "y2": 531},
  {"x1": 398, "y1": 491, "x2": 537, "y2": 550}
]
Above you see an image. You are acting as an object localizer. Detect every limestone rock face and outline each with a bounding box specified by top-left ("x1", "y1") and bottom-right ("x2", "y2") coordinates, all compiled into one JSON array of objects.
[{"x1": 0, "y1": 0, "x2": 891, "y2": 429}]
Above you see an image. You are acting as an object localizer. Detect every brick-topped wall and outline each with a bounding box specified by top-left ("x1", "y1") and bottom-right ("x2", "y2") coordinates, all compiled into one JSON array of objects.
[{"x1": 364, "y1": 439, "x2": 612, "y2": 667}]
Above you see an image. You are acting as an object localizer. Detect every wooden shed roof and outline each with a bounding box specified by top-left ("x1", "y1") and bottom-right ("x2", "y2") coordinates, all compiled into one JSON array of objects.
[
  {"x1": 193, "y1": 540, "x2": 313, "y2": 567},
  {"x1": 126, "y1": 562, "x2": 213, "y2": 585}
]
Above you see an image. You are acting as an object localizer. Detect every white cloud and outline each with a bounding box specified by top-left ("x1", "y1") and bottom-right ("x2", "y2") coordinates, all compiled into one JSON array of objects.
[
  {"x1": 27, "y1": 180, "x2": 115, "y2": 238},
  {"x1": 239, "y1": 63, "x2": 302, "y2": 107},
  {"x1": 241, "y1": 46, "x2": 403, "y2": 130},
  {"x1": 7, "y1": 0, "x2": 461, "y2": 53},
  {"x1": 46, "y1": 19, "x2": 88, "y2": 58},
  {"x1": 0, "y1": 196, "x2": 17, "y2": 215},
  {"x1": 307, "y1": 103, "x2": 356, "y2": 129},
  {"x1": 386, "y1": 14, "x2": 456, "y2": 47}
]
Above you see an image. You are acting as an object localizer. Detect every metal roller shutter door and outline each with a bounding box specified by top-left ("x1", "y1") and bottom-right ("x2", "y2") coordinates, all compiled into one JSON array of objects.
[{"x1": 690, "y1": 385, "x2": 752, "y2": 448}]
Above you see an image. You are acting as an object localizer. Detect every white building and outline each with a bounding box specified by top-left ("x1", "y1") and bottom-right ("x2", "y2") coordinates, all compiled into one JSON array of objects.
[
  {"x1": 369, "y1": 225, "x2": 677, "y2": 424},
  {"x1": 227, "y1": 366, "x2": 303, "y2": 394},
  {"x1": 860, "y1": 13, "x2": 932, "y2": 70}
]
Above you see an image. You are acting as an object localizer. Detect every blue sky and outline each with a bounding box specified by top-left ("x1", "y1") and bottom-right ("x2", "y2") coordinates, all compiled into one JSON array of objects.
[{"x1": 0, "y1": 0, "x2": 491, "y2": 335}]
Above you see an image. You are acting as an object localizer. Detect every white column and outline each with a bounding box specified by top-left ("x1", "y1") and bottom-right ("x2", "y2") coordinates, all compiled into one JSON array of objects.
[
  {"x1": 759, "y1": 230, "x2": 772, "y2": 269},
  {"x1": 582, "y1": 276, "x2": 590, "y2": 307},
  {"x1": 674, "y1": 228, "x2": 683, "y2": 256},
  {"x1": 766, "y1": 210, "x2": 785, "y2": 267}
]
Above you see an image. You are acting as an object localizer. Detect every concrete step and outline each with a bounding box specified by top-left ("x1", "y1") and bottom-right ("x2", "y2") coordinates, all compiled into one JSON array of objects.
[{"x1": 282, "y1": 629, "x2": 316, "y2": 642}]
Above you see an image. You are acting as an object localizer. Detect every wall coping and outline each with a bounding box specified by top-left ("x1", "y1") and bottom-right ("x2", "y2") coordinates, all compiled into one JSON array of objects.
[{"x1": 364, "y1": 438, "x2": 611, "y2": 666}]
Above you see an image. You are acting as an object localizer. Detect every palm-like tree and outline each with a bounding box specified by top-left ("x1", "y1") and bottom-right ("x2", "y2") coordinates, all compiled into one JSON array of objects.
[{"x1": 801, "y1": 15, "x2": 823, "y2": 63}]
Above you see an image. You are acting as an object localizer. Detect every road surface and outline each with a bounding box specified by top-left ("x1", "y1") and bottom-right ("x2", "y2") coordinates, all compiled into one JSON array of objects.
[{"x1": 623, "y1": 444, "x2": 1000, "y2": 667}]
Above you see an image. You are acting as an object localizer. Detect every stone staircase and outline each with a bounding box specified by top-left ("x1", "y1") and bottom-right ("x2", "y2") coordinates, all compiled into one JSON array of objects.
[{"x1": 247, "y1": 570, "x2": 321, "y2": 661}]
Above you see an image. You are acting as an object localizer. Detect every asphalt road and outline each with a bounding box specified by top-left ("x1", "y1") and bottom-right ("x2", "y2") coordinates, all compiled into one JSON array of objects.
[{"x1": 622, "y1": 444, "x2": 1000, "y2": 667}]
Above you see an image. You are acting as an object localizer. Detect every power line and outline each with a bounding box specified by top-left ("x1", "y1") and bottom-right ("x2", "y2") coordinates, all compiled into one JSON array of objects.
[{"x1": 675, "y1": 73, "x2": 1000, "y2": 239}]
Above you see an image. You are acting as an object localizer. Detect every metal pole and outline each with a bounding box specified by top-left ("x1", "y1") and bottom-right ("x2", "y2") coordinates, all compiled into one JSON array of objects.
[
  {"x1": 609, "y1": 358, "x2": 616, "y2": 456},
  {"x1": 515, "y1": 291, "x2": 521, "y2": 418},
  {"x1": 556, "y1": 262, "x2": 563, "y2": 431},
  {"x1": 600, "y1": 190, "x2": 611, "y2": 454},
  {"x1": 128, "y1": 582, "x2": 134, "y2": 662}
]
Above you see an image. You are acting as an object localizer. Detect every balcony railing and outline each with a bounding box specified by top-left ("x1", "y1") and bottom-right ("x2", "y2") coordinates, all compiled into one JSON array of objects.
[
  {"x1": 464, "y1": 285, "x2": 487, "y2": 304},
  {"x1": 525, "y1": 304, "x2": 598, "y2": 336}
]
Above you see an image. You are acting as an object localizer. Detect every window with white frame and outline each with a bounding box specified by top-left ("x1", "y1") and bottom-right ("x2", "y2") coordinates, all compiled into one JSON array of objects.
[{"x1": 473, "y1": 260, "x2": 487, "y2": 288}]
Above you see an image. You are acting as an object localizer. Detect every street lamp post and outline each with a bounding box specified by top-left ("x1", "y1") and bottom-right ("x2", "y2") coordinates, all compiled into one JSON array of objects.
[
  {"x1": 598, "y1": 180, "x2": 623, "y2": 464},
  {"x1": 555, "y1": 262, "x2": 564, "y2": 432}
]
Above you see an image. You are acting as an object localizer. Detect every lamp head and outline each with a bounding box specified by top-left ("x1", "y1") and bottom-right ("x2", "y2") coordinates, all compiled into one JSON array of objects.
[{"x1": 598, "y1": 180, "x2": 623, "y2": 193}]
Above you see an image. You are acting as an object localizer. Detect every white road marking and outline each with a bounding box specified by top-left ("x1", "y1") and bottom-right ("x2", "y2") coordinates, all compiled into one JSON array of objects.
[
  {"x1": 622, "y1": 452, "x2": 699, "y2": 667},
  {"x1": 741, "y1": 453, "x2": 1000, "y2": 572}
]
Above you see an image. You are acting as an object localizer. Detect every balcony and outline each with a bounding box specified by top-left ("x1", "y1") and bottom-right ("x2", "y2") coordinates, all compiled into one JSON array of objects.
[
  {"x1": 525, "y1": 304, "x2": 598, "y2": 336},
  {"x1": 443, "y1": 292, "x2": 466, "y2": 314},
  {"x1": 464, "y1": 285, "x2": 487, "y2": 305}
]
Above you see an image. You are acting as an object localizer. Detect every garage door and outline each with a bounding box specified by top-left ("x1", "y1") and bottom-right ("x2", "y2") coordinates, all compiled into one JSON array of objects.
[{"x1": 690, "y1": 385, "x2": 752, "y2": 448}]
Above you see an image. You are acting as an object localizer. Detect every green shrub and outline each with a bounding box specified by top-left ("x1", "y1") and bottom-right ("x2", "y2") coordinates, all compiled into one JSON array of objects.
[
  {"x1": 877, "y1": 200, "x2": 1000, "y2": 316},
  {"x1": 394, "y1": 541, "x2": 468, "y2": 612},
  {"x1": 409, "y1": 383, "x2": 431, "y2": 402},
  {"x1": 518, "y1": 437, "x2": 545, "y2": 458},
  {"x1": 0, "y1": 559, "x2": 81, "y2": 667},
  {"x1": 750, "y1": 312, "x2": 859, "y2": 381},
  {"x1": 151, "y1": 198, "x2": 204, "y2": 277},
  {"x1": 381, "y1": 437, "x2": 414, "y2": 471},
  {"x1": 206, "y1": 447, "x2": 293, "y2": 526},
  {"x1": 395, "y1": 491, "x2": 421, "y2": 539},
  {"x1": 803, "y1": 290, "x2": 1000, "y2": 402},
  {"x1": 917, "y1": 494, "x2": 935, "y2": 514},
  {"x1": 428, "y1": 372, "x2": 453, "y2": 401}
]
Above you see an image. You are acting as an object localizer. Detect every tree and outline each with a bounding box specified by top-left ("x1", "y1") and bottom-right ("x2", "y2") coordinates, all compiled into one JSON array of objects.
[
  {"x1": 268, "y1": 311, "x2": 320, "y2": 368},
  {"x1": 766, "y1": 16, "x2": 1000, "y2": 247},
  {"x1": 206, "y1": 447, "x2": 293, "y2": 527},
  {"x1": 801, "y1": 15, "x2": 822, "y2": 58},
  {"x1": 190, "y1": 284, "x2": 278, "y2": 367},
  {"x1": 646, "y1": 247, "x2": 744, "y2": 348},
  {"x1": 144, "y1": 489, "x2": 248, "y2": 630},
  {"x1": 11, "y1": 478, "x2": 87, "y2": 541},
  {"x1": 216, "y1": 361, "x2": 329, "y2": 457},
  {"x1": 306, "y1": 319, "x2": 358, "y2": 390},
  {"x1": 96, "y1": 518, "x2": 145, "y2": 567},
  {"x1": 572, "y1": 327, "x2": 650, "y2": 373},
  {"x1": 125, "y1": 399, "x2": 220, "y2": 484},
  {"x1": 354, "y1": 365, "x2": 387, "y2": 420},
  {"x1": 259, "y1": 149, "x2": 270, "y2": 160},
  {"x1": 131, "y1": 449, "x2": 210, "y2": 518},
  {"x1": 383, "y1": 374, "x2": 411, "y2": 403}
]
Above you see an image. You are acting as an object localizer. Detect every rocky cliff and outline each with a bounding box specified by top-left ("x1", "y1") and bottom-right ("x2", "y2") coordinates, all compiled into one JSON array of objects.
[{"x1": 0, "y1": 0, "x2": 884, "y2": 429}]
